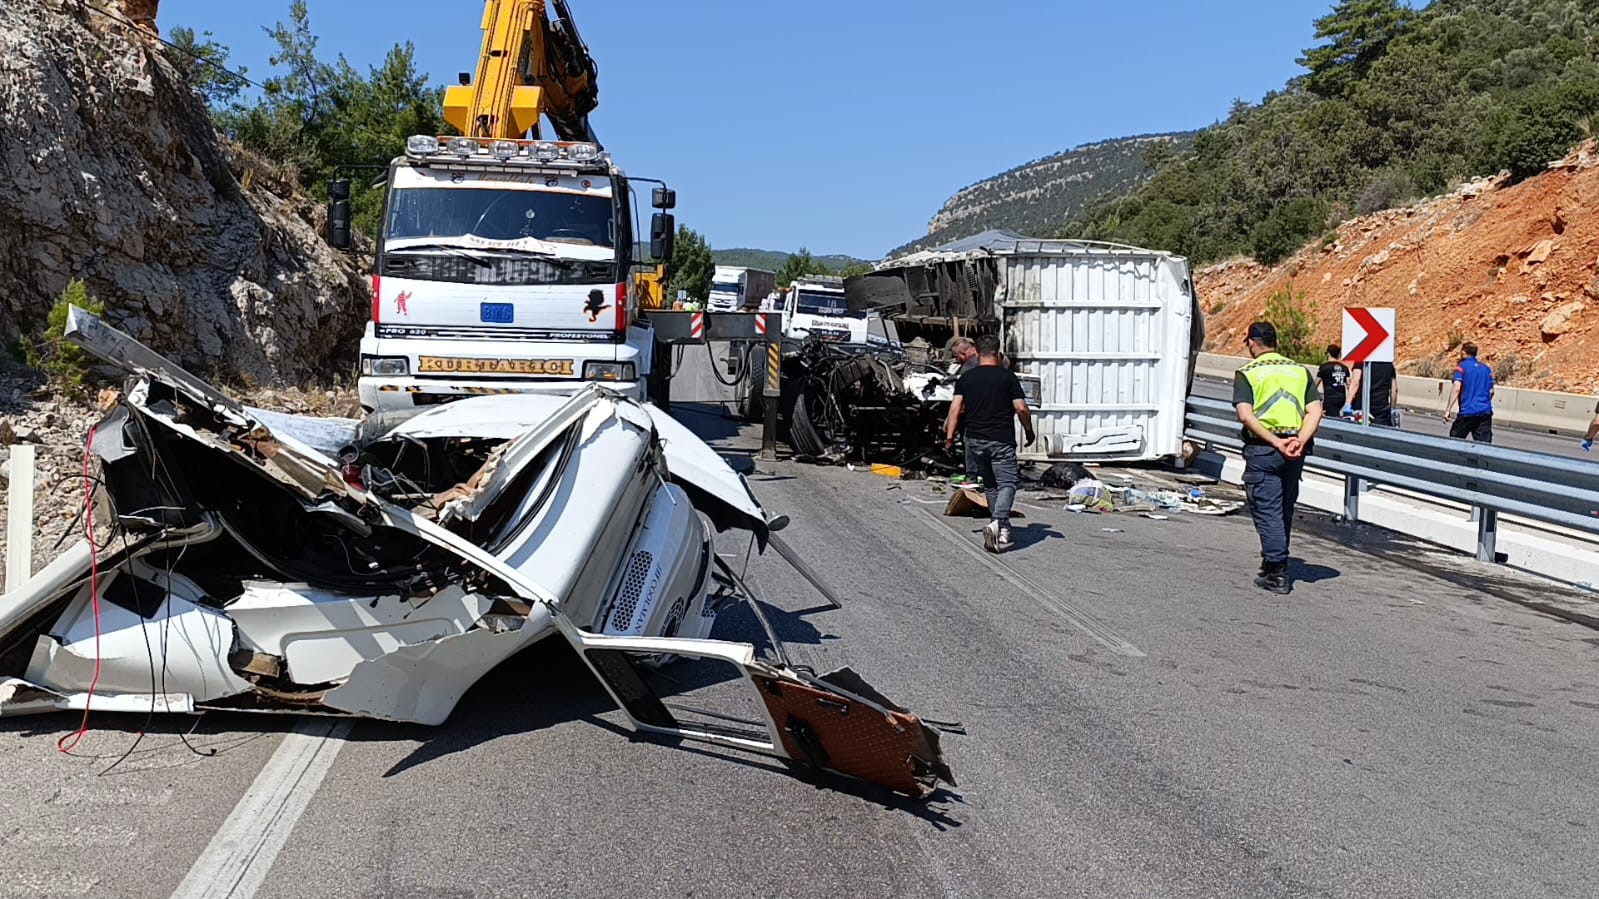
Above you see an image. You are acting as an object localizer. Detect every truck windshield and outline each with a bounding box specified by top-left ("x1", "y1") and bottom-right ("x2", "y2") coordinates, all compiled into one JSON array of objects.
[
  {"x1": 710, "y1": 281, "x2": 741, "y2": 295},
  {"x1": 386, "y1": 188, "x2": 615, "y2": 248},
  {"x1": 796, "y1": 290, "x2": 858, "y2": 318}
]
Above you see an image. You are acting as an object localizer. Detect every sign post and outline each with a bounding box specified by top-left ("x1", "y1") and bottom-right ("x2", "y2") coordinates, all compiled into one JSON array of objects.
[
  {"x1": 1340, "y1": 307, "x2": 1396, "y2": 514},
  {"x1": 1341, "y1": 307, "x2": 1396, "y2": 428}
]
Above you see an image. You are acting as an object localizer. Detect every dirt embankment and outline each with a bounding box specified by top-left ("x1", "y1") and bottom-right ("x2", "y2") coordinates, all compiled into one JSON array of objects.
[{"x1": 1197, "y1": 143, "x2": 1599, "y2": 395}]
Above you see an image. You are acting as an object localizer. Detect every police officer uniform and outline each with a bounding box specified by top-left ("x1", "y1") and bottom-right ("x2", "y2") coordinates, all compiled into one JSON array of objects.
[{"x1": 1233, "y1": 324, "x2": 1322, "y2": 594}]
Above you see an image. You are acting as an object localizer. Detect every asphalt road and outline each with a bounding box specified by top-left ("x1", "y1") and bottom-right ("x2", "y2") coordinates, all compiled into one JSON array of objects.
[
  {"x1": 1193, "y1": 375, "x2": 1593, "y2": 460},
  {"x1": 4, "y1": 352, "x2": 1598, "y2": 898}
]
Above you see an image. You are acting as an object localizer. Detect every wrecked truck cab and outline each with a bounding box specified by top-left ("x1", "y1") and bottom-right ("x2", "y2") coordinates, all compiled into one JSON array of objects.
[{"x1": 0, "y1": 307, "x2": 955, "y2": 799}]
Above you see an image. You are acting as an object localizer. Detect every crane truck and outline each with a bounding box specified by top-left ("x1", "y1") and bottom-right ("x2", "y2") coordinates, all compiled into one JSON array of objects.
[{"x1": 328, "y1": 0, "x2": 677, "y2": 411}]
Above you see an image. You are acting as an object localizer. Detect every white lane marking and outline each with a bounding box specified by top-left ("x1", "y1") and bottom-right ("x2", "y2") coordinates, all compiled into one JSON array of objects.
[
  {"x1": 919, "y1": 513, "x2": 1146, "y2": 658},
  {"x1": 170, "y1": 717, "x2": 353, "y2": 899}
]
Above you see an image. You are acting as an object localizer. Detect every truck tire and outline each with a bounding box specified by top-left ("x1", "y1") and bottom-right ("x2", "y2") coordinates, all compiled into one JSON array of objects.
[
  {"x1": 738, "y1": 345, "x2": 765, "y2": 423},
  {"x1": 788, "y1": 383, "x2": 828, "y2": 458}
]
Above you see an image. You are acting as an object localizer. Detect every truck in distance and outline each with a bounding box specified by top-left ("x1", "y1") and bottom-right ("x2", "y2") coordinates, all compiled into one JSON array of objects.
[{"x1": 708, "y1": 265, "x2": 777, "y2": 313}]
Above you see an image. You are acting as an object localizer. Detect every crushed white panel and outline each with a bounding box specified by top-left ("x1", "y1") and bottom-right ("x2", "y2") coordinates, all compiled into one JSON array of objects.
[
  {"x1": 227, "y1": 583, "x2": 493, "y2": 685},
  {"x1": 243, "y1": 407, "x2": 361, "y2": 456},
  {"x1": 25, "y1": 571, "x2": 251, "y2": 703},
  {"x1": 324, "y1": 625, "x2": 542, "y2": 724},
  {"x1": 0, "y1": 677, "x2": 194, "y2": 717}
]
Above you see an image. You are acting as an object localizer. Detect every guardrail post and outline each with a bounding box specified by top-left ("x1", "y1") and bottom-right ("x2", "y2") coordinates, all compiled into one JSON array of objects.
[
  {"x1": 1343, "y1": 475, "x2": 1361, "y2": 522},
  {"x1": 757, "y1": 313, "x2": 781, "y2": 462},
  {"x1": 1475, "y1": 507, "x2": 1499, "y2": 563},
  {"x1": 5, "y1": 445, "x2": 36, "y2": 593}
]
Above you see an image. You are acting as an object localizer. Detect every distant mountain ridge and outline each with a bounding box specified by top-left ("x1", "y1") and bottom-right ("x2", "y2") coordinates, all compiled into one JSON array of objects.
[
  {"x1": 889, "y1": 132, "x2": 1196, "y2": 259},
  {"x1": 712, "y1": 248, "x2": 870, "y2": 271}
]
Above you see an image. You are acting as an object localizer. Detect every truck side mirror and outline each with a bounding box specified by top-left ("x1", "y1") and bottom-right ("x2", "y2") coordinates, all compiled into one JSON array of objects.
[
  {"x1": 327, "y1": 179, "x2": 353, "y2": 250},
  {"x1": 652, "y1": 187, "x2": 677, "y2": 210},
  {"x1": 650, "y1": 212, "x2": 675, "y2": 261}
]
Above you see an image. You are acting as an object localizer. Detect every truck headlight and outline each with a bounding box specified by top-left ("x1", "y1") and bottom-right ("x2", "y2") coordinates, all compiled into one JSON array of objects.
[
  {"x1": 406, "y1": 135, "x2": 440, "y2": 156},
  {"x1": 361, "y1": 355, "x2": 410, "y2": 377},
  {"x1": 583, "y1": 361, "x2": 636, "y2": 382}
]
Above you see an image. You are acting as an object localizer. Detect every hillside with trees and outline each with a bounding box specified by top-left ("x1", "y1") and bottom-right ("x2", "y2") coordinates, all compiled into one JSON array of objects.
[
  {"x1": 1063, "y1": 0, "x2": 1599, "y2": 266},
  {"x1": 712, "y1": 248, "x2": 871, "y2": 273},
  {"x1": 889, "y1": 133, "x2": 1195, "y2": 259}
]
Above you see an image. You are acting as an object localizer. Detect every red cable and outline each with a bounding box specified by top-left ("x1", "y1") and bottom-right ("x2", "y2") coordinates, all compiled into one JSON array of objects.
[{"x1": 57, "y1": 426, "x2": 100, "y2": 754}]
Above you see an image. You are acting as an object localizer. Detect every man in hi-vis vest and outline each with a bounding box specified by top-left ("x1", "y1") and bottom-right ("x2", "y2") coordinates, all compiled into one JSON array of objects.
[{"x1": 1233, "y1": 322, "x2": 1324, "y2": 595}]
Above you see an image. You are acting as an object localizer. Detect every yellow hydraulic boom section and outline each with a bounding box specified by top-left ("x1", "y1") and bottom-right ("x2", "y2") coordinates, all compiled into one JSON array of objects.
[{"x1": 443, "y1": 0, "x2": 600, "y2": 143}]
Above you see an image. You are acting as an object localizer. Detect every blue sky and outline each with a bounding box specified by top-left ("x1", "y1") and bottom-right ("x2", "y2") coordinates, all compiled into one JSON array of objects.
[{"x1": 157, "y1": 1, "x2": 1343, "y2": 259}]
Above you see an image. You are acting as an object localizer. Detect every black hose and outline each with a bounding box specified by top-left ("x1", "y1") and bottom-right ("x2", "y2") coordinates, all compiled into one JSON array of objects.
[{"x1": 706, "y1": 338, "x2": 747, "y2": 388}]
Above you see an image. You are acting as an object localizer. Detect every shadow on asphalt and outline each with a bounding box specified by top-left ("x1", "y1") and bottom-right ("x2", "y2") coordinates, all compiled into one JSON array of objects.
[
  {"x1": 669, "y1": 402, "x2": 748, "y2": 445},
  {"x1": 1008, "y1": 522, "x2": 1065, "y2": 550},
  {"x1": 1292, "y1": 561, "x2": 1342, "y2": 584},
  {"x1": 0, "y1": 709, "x2": 293, "y2": 775},
  {"x1": 359, "y1": 611, "x2": 958, "y2": 814},
  {"x1": 1296, "y1": 508, "x2": 1599, "y2": 629}
]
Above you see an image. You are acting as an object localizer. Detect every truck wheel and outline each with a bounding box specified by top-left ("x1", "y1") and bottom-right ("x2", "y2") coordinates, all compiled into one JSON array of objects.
[
  {"x1": 788, "y1": 384, "x2": 828, "y2": 458},
  {"x1": 739, "y1": 346, "x2": 765, "y2": 422}
]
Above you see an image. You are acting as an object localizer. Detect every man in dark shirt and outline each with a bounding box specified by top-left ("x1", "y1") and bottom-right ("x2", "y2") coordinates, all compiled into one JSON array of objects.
[
  {"x1": 944, "y1": 334, "x2": 1035, "y2": 553},
  {"x1": 1348, "y1": 360, "x2": 1398, "y2": 426},
  {"x1": 1316, "y1": 345, "x2": 1350, "y2": 415}
]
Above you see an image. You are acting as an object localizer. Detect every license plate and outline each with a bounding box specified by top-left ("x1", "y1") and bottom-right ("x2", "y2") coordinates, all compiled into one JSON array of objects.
[
  {"x1": 480, "y1": 303, "x2": 514, "y2": 324},
  {"x1": 418, "y1": 357, "x2": 575, "y2": 376}
]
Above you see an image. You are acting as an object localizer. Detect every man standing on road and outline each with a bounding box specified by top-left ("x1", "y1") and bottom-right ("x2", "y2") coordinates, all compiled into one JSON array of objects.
[
  {"x1": 1317, "y1": 345, "x2": 1350, "y2": 417},
  {"x1": 1347, "y1": 359, "x2": 1398, "y2": 426},
  {"x1": 1235, "y1": 322, "x2": 1324, "y2": 595},
  {"x1": 1442, "y1": 343, "x2": 1495, "y2": 443},
  {"x1": 945, "y1": 334, "x2": 1035, "y2": 553},
  {"x1": 1582, "y1": 402, "x2": 1599, "y2": 452}
]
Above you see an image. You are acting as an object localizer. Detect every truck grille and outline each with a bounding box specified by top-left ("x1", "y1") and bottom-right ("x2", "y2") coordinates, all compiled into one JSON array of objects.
[
  {"x1": 609, "y1": 550, "x2": 654, "y2": 632},
  {"x1": 381, "y1": 255, "x2": 615, "y2": 286},
  {"x1": 376, "y1": 324, "x2": 618, "y2": 343}
]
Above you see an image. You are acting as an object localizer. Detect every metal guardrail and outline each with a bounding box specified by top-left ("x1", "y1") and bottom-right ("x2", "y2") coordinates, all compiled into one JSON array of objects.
[{"x1": 1186, "y1": 397, "x2": 1599, "y2": 563}]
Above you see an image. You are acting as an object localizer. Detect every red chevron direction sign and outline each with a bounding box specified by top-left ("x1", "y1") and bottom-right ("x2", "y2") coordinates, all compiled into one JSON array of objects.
[{"x1": 1342, "y1": 307, "x2": 1395, "y2": 364}]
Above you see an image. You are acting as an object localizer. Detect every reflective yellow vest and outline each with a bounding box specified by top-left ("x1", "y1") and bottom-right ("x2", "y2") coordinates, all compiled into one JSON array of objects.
[{"x1": 1241, "y1": 352, "x2": 1312, "y2": 433}]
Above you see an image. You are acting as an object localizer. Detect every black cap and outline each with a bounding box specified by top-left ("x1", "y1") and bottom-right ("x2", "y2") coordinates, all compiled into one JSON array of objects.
[{"x1": 1247, "y1": 321, "x2": 1277, "y2": 344}]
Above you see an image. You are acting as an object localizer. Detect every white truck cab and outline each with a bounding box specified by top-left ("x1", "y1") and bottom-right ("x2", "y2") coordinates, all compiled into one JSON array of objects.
[
  {"x1": 782, "y1": 275, "x2": 898, "y2": 349},
  {"x1": 708, "y1": 265, "x2": 745, "y2": 313},
  {"x1": 350, "y1": 135, "x2": 673, "y2": 412}
]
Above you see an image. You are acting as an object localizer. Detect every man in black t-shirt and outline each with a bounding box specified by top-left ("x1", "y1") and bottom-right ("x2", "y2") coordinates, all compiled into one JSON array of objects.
[
  {"x1": 1316, "y1": 345, "x2": 1350, "y2": 414},
  {"x1": 944, "y1": 335, "x2": 1035, "y2": 553},
  {"x1": 1348, "y1": 360, "x2": 1398, "y2": 426}
]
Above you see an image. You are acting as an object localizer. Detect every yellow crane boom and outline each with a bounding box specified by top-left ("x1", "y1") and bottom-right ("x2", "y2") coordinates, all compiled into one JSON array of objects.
[{"x1": 443, "y1": 0, "x2": 600, "y2": 143}]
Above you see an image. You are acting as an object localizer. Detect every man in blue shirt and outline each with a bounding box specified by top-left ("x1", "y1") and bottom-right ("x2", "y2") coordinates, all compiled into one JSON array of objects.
[{"x1": 1443, "y1": 342, "x2": 1495, "y2": 443}]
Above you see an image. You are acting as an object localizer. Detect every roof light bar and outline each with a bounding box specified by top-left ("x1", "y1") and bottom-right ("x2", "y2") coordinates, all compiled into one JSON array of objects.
[{"x1": 402, "y1": 135, "x2": 612, "y2": 167}]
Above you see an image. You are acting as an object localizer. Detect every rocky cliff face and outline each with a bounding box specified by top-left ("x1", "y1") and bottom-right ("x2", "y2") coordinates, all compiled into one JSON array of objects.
[
  {"x1": 0, "y1": 0, "x2": 369, "y2": 384},
  {"x1": 887, "y1": 133, "x2": 1193, "y2": 260}
]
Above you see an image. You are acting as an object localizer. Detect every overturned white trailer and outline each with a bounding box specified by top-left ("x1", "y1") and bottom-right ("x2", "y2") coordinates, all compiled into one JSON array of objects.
[
  {"x1": 857, "y1": 230, "x2": 1204, "y2": 463},
  {"x1": 0, "y1": 308, "x2": 954, "y2": 799}
]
